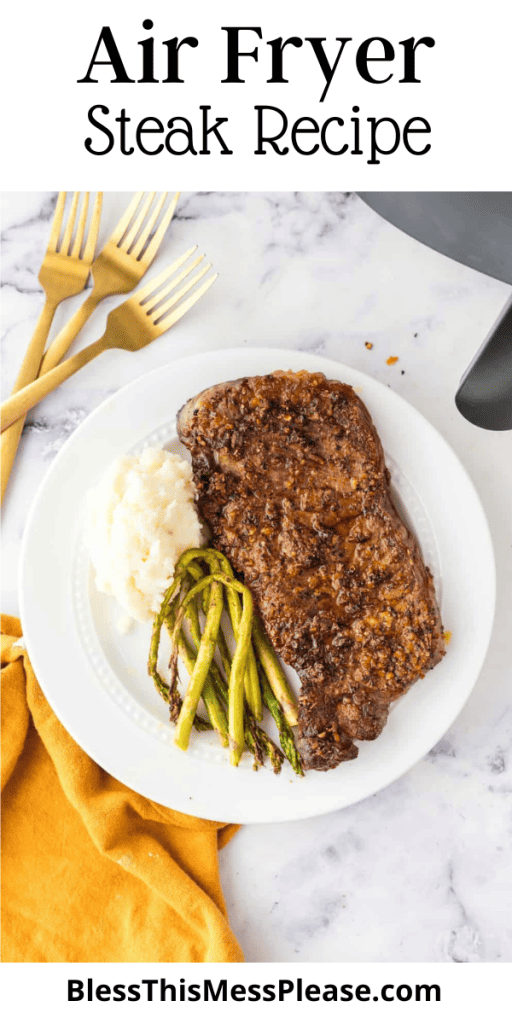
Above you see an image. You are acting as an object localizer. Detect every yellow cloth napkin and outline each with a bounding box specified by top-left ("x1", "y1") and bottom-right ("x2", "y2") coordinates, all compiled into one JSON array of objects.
[{"x1": 1, "y1": 615, "x2": 243, "y2": 963}]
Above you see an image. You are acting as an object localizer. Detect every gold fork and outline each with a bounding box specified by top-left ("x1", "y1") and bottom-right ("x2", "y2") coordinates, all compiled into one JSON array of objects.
[
  {"x1": 37, "y1": 191, "x2": 180, "y2": 377},
  {"x1": 1, "y1": 191, "x2": 102, "y2": 503},
  {"x1": 1, "y1": 250, "x2": 218, "y2": 431}
]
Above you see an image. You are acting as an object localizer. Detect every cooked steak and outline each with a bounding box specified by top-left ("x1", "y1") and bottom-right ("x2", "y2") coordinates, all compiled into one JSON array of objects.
[{"x1": 177, "y1": 370, "x2": 445, "y2": 771}]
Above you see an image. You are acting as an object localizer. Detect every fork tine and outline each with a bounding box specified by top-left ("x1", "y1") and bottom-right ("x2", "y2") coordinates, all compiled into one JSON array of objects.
[
  {"x1": 139, "y1": 192, "x2": 180, "y2": 265},
  {"x1": 70, "y1": 193, "x2": 89, "y2": 259},
  {"x1": 131, "y1": 192, "x2": 168, "y2": 259},
  {"x1": 110, "y1": 191, "x2": 145, "y2": 245},
  {"x1": 82, "y1": 192, "x2": 103, "y2": 263},
  {"x1": 156, "y1": 273, "x2": 218, "y2": 333},
  {"x1": 134, "y1": 246, "x2": 198, "y2": 302},
  {"x1": 47, "y1": 192, "x2": 67, "y2": 253},
  {"x1": 145, "y1": 254, "x2": 205, "y2": 311},
  {"x1": 121, "y1": 191, "x2": 156, "y2": 253},
  {"x1": 60, "y1": 192, "x2": 80, "y2": 256},
  {"x1": 151, "y1": 264, "x2": 212, "y2": 321}
]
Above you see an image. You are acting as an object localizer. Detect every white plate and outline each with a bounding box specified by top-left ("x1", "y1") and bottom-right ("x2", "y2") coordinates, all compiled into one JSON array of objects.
[{"x1": 20, "y1": 349, "x2": 495, "y2": 823}]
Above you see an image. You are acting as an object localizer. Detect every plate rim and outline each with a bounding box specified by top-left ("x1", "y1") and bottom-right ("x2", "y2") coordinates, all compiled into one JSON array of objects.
[{"x1": 19, "y1": 348, "x2": 496, "y2": 823}]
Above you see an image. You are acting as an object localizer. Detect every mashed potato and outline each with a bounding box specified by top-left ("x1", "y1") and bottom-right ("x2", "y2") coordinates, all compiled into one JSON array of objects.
[{"x1": 85, "y1": 447, "x2": 203, "y2": 622}]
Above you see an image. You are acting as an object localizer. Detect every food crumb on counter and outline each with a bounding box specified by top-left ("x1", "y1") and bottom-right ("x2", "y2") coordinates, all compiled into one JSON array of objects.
[
  {"x1": 444, "y1": 630, "x2": 452, "y2": 645},
  {"x1": 401, "y1": 370, "x2": 405, "y2": 375},
  {"x1": 365, "y1": 341, "x2": 374, "y2": 350},
  {"x1": 386, "y1": 356, "x2": 399, "y2": 366}
]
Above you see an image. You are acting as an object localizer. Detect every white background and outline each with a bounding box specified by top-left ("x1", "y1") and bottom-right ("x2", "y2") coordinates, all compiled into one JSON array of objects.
[{"x1": 1, "y1": 0, "x2": 512, "y2": 189}]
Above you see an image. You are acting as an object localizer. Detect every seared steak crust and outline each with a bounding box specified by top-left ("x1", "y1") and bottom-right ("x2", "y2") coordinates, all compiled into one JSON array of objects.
[{"x1": 177, "y1": 371, "x2": 445, "y2": 771}]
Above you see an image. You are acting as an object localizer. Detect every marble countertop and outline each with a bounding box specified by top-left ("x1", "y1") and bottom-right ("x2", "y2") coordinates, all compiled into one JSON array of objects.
[{"x1": 2, "y1": 192, "x2": 511, "y2": 963}]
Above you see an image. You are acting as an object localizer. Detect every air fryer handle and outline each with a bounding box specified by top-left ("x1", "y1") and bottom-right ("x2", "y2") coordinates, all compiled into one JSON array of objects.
[{"x1": 455, "y1": 291, "x2": 512, "y2": 430}]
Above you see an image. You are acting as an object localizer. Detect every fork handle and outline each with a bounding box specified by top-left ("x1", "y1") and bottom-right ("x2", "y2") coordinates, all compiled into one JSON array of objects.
[
  {"x1": 39, "y1": 290, "x2": 101, "y2": 374},
  {"x1": 1, "y1": 337, "x2": 108, "y2": 433},
  {"x1": 1, "y1": 297, "x2": 58, "y2": 503}
]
